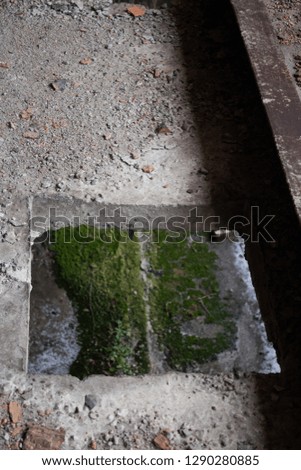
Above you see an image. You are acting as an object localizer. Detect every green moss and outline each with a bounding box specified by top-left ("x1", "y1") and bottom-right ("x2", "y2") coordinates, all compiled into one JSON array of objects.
[
  {"x1": 49, "y1": 226, "x2": 149, "y2": 379},
  {"x1": 147, "y1": 230, "x2": 235, "y2": 371},
  {"x1": 47, "y1": 226, "x2": 236, "y2": 378}
]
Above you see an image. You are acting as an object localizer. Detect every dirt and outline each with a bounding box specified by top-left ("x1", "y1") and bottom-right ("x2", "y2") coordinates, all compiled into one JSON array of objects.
[
  {"x1": 0, "y1": 0, "x2": 283, "y2": 207},
  {"x1": 0, "y1": 0, "x2": 208, "y2": 206},
  {"x1": 0, "y1": 371, "x2": 268, "y2": 450},
  {"x1": 0, "y1": 0, "x2": 300, "y2": 450}
]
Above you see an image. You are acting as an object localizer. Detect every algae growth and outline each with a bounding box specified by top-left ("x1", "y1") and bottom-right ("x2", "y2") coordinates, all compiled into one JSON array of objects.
[{"x1": 49, "y1": 226, "x2": 235, "y2": 378}]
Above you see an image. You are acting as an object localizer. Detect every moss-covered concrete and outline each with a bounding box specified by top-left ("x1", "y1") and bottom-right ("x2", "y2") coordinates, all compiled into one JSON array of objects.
[
  {"x1": 147, "y1": 231, "x2": 235, "y2": 371},
  {"x1": 49, "y1": 226, "x2": 149, "y2": 379},
  {"x1": 47, "y1": 226, "x2": 235, "y2": 378}
]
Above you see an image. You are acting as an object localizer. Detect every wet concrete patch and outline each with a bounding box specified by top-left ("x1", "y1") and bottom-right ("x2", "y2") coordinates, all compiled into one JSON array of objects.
[{"x1": 28, "y1": 240, "x2": 80, "y2": 375}]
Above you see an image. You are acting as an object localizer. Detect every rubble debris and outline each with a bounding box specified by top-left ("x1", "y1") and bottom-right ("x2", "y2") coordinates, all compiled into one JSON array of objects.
[
  {"x1": 130, "y1": 149, "x2": 141, "y2": 160},
  {"x1": 50, "y1": 79, "x2": 68, "y2": 91},
  {"x1": 156, "y1": 125, "x2": 172, "y2": 135},
  {"x1": 126, "y1": 5, "x2": 146, "y2": 18},
  {"x1": 142, "y1": 165, "x2": 155, "y2": 173},
  {"x1": 8, "y1": 402, "x2": 22, "y2": 424},
  {"x1": 23, "y1": 425, "x2": 65, "y2": 450},
  {"x1": 103, "y1": 132, "x2": 112, "y2": 140},
  {"x1": 20, "y1": 108, "x2": 33, "y2": 120},
  {"x1": 153, "y1": 432, "x2": 171, "y2": 450},
  {"x1": 10, "y1": 426, "x2": 24, "y2": 438},
  {"x1": 89, "y1": 440, "x2": 97, "y2": 450},
  {"x1": 23, "y1": 131, "x2": 39, "y2": 140},
  {"x1": 85, "y1": 395, "x2": 97, "y2": 410},
  {"x1": 79, "y1": 57, "x2": 93, "y2": 65}
]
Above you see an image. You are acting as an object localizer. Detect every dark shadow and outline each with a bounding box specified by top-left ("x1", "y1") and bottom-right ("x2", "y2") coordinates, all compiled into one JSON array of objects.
[
  {"x1": 172, "y1": 0, "x2": 286, "y2": 206},
  {"x1": 170, "y1": 0, "x2": 301, "y2": 449},
  {"x1": 255, "y1": 374, "x2": 301, "y2": 449}
]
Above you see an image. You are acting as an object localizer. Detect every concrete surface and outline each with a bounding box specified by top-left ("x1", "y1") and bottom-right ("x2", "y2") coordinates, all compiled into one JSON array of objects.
[
  {"x1": 230, "y1": 0, "x2": 301, "y2": 216},
  {"x1": 1, "y1": 0, "x2": 300, "y2": 450}
]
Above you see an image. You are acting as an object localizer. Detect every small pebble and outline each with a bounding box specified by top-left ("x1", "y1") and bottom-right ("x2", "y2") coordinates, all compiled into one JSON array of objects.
[
  {"x1": 50, "y1": 79, "x2": 68, "y2": 92},
  {"x1": 85, "y1": 394, "x2": 97, "y2": 410}
]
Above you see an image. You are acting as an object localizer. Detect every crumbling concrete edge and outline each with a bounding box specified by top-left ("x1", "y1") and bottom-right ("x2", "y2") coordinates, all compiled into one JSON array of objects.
[
  {"x1": 6, "y1": 195, "x2": 238, "y2": 374},
  {"x1": 230, "y1": 0, "x2": 301, "y2": 221},
  {"x1": 0, "y1": 197, "x2": 31, "y2": 372}
]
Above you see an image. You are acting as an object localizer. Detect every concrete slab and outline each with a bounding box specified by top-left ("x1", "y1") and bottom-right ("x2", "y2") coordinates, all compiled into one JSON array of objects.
[
  {"x1": 0, "y1": 368, "x2": 265, "y2": 450},
  {"x1": 0, "y1": 199, "x2": 31, "y2": 371},
  {"x1": 230, "y1": 0, "x2": 301, "y2": 218}
]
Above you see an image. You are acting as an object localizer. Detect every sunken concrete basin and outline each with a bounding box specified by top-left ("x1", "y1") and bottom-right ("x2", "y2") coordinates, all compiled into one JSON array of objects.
[{"x1": 26, "y1": 197, "x2": 278, "y2": 378}]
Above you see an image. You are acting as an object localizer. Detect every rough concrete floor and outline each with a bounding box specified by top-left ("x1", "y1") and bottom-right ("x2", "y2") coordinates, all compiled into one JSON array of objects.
[
  {"x1": 264, "y1": 0, "x2": 301, "y2": 101},
  {"x1": 0, "y1": 0, "x2": 298, "y2": 450}
]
